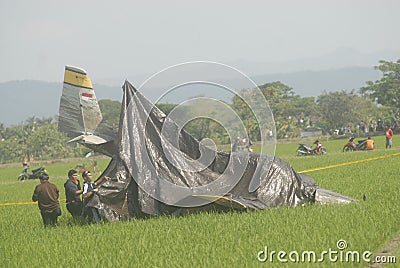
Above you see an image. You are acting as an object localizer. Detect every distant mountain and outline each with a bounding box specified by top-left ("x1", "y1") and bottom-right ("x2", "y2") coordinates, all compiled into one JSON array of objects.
[
  {"x1": 0, "y1": 66, "x2": 381, "y2": 126},
  {"x1": 227, "y1": 48, "x2": 399, "y2": 75},
  {"x1": 0, "y1": 80, "x2": 63, "y2": 126},
  {"x1": 251, "y1": 66, "x2": 381, "y2": 97}
]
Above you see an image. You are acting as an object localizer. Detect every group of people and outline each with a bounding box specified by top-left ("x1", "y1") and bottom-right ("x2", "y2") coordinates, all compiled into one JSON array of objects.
[
  {"x1": 362, "y1": 126, "x2": 395, "y2": 149},
  {"x1": 349, "y1": 125, "x2": 393, "y2": 150},
  {"x1": 31, "y1": 169, "x2": 110, "y2": 227}
]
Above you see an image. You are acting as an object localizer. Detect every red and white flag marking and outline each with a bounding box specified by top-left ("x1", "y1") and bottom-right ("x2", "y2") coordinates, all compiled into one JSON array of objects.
[{"x1": 81, "y1": 92, "x2": 94, "y2": 101}]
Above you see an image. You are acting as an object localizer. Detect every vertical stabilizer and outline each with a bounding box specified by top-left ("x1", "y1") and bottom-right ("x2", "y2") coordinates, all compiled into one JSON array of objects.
[{"x1": 58, "y1": 66, "x2": 103, "y2": 137}]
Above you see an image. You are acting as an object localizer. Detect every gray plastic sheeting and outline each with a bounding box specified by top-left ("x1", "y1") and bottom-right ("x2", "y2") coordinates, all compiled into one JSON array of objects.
[{"x1": 67, "y1": 81, "x2": 355, "y2": 221}]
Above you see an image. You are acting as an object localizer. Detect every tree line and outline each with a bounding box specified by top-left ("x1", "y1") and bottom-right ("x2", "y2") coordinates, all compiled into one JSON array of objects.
[
  {"x1": 158, "y1": 59, "x2": 399, "y2": 142},
  {"x1": 0, "y1": 59, "x2": 399, "y2": 164}
]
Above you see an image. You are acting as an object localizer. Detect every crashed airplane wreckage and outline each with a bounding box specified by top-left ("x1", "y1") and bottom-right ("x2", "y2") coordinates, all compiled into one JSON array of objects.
[{"x1": 58, "y1": 66, "x2": 355, "y2": 221}]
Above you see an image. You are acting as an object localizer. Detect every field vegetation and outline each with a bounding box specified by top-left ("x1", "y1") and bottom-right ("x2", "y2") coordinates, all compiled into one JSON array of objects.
[{"x1": 1, "y1": 135, "x2": 399, "y2": 267}]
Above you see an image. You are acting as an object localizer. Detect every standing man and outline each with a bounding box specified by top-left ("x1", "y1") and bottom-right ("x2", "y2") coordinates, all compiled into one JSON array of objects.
[
  {"x1": 81, "y1": 170, "x2": 110, "y2": 224},
  {"x1": 64, "y1": 169, "x2": 83, "y2": 219},
  {"x1": 32, "y1": 173, "x2": 61, "y2": 227},
  {"x1": 386, "y1": 126, "x2": 394, "y2": 149}
]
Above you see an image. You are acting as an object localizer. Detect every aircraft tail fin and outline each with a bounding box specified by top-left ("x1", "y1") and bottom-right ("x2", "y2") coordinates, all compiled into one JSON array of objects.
[{"x1": 58, "y1": 66, "x2": 103, "y2": 139}]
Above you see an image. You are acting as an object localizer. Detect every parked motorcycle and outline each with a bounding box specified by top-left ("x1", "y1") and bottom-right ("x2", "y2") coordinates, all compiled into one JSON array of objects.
[
  {"x1": 342, "y1": 137, "x2": 367, "y2": 152},
  {"x1": 18, "y1": 166, "x2": 47, "y2": 181},
  {"x1": 297, "y1": 143, "x2": 327, "y2": 156}
]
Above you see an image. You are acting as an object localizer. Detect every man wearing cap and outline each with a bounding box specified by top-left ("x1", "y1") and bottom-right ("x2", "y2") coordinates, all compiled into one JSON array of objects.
[
  {"x1": 32, "y1": 174, "x2": 61, "y2": 227},
  {"x1": 64, "y1": 169, "x2": 83, "y2": 219}
]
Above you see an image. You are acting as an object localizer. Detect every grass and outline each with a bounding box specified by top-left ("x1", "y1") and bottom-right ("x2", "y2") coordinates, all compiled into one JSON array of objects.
[{"x1": 0, "y1": 135, "x2": 399, "y2": 267}]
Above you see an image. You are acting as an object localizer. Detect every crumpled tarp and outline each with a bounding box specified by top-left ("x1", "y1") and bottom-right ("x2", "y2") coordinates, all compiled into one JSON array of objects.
[{"x1": 80, "y1": 81, "x2": 354, "y2": 221}]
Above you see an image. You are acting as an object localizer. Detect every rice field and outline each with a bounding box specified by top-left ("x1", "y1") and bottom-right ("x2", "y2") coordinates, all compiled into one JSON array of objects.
[{"x1": 0, "y1": 135, "x2": 399, "y2": 267}]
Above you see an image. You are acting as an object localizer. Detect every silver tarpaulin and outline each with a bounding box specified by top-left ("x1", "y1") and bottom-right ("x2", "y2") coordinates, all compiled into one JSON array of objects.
[{"x1": 84, "y1": 81, "x2": 355, "y2": 221}]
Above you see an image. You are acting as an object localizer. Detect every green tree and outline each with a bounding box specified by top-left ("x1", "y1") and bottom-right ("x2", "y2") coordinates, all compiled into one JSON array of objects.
[
  {"x1": 317, "y1": 91, "x2": 378, "y2": 132},
  {"x1": 156, "y1": 103, "x2": 178, "y2": 115},
  {"x1": 26, "y1": 124, "x2": 72, "y2": 160},
  {"x1": 360, "y1": 59, "x2": 400, "y2": 119},
  {"x1": 98, "y1": 100, "x2": 121, "y2": 128},
  {"x1": 0, "y1": 120, "x2": 87, "y2": 163},
  {"x1": 258, "y1": 81, "x2": 296, "y2": 116},
  {"x1": 231, "y1": 82, "x2": 320, "y2": 139},
  {"x1": 177, "y1": 101, "x2": 230, "y2": 144}
]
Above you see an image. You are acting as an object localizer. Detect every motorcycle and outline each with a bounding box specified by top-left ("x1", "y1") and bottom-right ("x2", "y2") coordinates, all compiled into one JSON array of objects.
[
  {"x1": 297, "y1": 143, "x2": 327, "y2": 156},
  {"x1": 18, "y1": 166, "x2": 47, "y2": 181},
  {"x1": 342, "y1": 137, "x2": 367, "y2": 152}
]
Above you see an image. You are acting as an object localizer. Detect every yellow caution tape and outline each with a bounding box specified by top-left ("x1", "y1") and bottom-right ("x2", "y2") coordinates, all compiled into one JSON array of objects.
[
  {"x1": 0, "y1": 199, "x2": 66, "y2": 207},
  {"x1": 298, "y1": 152, "x2": 400, "y2": 174}
]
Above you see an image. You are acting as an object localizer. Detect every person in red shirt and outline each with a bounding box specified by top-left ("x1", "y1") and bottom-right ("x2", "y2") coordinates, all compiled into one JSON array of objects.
[{"x1": 386, "y1": 126, "x2": 393, "y2": 149}]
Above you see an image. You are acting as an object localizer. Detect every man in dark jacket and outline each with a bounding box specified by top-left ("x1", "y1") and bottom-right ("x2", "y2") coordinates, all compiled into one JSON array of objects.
[
  {"x1": 64, "y1": 169, "x2": 83, "y2": 219},
  {"x1": 32, "y1": 174, "x2": 61, "y2": 227}
]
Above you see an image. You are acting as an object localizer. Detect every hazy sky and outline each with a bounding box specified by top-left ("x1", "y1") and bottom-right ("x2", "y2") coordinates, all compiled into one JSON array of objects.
[{"x1": 1, "y1": 0, "x2": 399, "y2": 84}]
